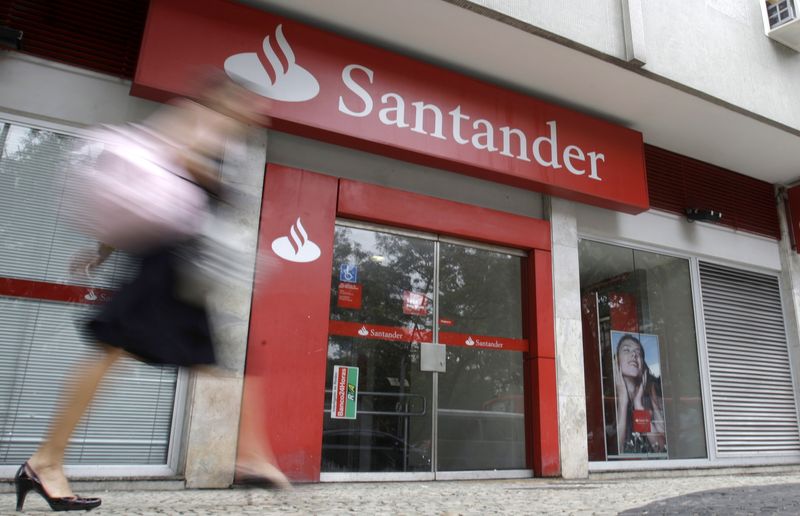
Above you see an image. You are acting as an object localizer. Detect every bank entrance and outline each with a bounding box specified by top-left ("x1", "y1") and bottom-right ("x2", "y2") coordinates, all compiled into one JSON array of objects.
[{"x1": 321, "y1": 221, "x2": 529, "y2": 478}]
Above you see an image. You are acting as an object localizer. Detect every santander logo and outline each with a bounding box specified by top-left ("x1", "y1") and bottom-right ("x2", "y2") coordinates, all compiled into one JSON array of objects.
[
  {"x1": 465, "y1": 336, "x2": 475, "y2": 347},
  {"x1": 271, "y1": 217, "x2": 321, "y2": 263},
  {"x1": 224, "y1": 24, "x2": 319, "y2": 102},
  {"x1": 358, "y1": 326, "x2": 369, "y2": 337}
]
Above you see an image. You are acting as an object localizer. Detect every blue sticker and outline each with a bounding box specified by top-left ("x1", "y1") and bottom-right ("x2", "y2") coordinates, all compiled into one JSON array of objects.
[{"x1": 339, "y1": 263, "x2": 358, "y2": 283}]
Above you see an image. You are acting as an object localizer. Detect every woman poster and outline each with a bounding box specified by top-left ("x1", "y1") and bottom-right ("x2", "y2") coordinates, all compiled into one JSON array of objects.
[{"x1": 610, "y1": 332, "x2": 667, "y2": 457}]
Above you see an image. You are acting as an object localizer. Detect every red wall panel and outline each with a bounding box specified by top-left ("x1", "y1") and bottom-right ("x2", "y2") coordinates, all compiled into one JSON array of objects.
[
  {"x1": 238, "y1": 165, "x2": 338, "y2": 482},
  {"x1": 1, "y1": 0, "x2": 148, "y2": 78},
  {"x1": 646, "y1": 145, "x2": 779, "y2": 239},
  {"x1": 337, "y1": 180, "x2": 551, "y2": 252}
]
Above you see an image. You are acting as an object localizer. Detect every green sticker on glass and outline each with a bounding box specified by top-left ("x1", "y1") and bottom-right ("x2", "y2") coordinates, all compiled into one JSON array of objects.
[{"x1": 331, "y1": 365, "x2": 359, "y2": 419}]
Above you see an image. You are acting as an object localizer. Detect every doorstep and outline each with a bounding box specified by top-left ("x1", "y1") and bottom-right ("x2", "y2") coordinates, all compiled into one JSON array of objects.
[{"x1": 589, "y1": 463, "x2": 800, "y2": 481}]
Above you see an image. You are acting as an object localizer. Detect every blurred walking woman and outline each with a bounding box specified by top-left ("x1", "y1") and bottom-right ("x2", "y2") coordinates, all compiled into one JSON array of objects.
[{"x1": 14, "y1": 73, "x2": 287, "y2": 512}]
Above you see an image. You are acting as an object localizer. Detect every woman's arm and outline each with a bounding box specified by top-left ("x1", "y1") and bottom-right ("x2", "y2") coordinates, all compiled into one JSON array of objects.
[
  {"x1": 614, "y1": 359, "x2": 630, "y2": 453},
  {"x1": 645, "y1": 387, "x2": 667, "y2": 452}
]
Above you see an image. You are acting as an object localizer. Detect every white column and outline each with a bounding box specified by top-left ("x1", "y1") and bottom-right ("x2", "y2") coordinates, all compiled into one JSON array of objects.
[
  {"x1": 183, "y1": 129, "x2": 268, "y2": 488},
  {"x1": 545, "y1": 196, "x2": 589, "y2": 478},
  {"x1": 775, "y1": 189, "x2": 800, "y2": 402}
]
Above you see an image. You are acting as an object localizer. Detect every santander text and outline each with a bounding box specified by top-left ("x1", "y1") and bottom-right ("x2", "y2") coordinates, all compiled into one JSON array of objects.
[{"x1": 338, "y1": 64, "x2": 604, "y2": 181}]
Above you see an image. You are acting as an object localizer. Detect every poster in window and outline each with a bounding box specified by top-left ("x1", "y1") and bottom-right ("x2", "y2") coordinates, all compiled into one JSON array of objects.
[{"x1": 609, "y1": 331, "x2": 667, "y2": 458}]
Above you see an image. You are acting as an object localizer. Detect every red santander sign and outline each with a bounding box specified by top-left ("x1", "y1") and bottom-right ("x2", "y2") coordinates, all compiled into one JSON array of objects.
[{"x1": 134, "y1": 0, "x2": 649, "y2": 213}]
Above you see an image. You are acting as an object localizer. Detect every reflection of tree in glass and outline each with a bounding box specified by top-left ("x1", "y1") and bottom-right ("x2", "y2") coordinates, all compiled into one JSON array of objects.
[
  {"x1": 438, "y1": 244, "x2": 524, "y2": 412},
  {"x1": 324, "y1": 227, "x2": 435, "y2": 472}
]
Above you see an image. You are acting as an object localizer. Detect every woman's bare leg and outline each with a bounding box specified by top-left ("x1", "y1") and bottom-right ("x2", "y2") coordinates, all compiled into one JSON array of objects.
[
  {"x1": 27, "y1": 346, "x2": 125, "y2": 497},
  {"x1": 235, "y1": 373, "x2": 291, "y2": 489}
]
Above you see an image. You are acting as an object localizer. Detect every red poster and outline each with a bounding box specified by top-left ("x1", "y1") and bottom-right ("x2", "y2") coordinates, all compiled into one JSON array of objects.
[
  {"x1": 336, "y1": 282, "x2": 362, "y2": 309},
  {"x1": 402, "y1": 290, "x2": 428, "y2": 315}
]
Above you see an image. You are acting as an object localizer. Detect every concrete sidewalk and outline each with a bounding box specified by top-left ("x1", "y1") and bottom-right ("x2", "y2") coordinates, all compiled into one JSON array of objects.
[{"x1": 3, "y1": 469, "x2": 800, "y2": 515}]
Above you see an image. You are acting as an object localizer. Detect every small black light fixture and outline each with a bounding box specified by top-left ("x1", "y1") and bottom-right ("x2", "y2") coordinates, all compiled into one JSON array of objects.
[
  {"x1": 685, "y1": 208, "x2": 723, "y2": 223},
  {"x1": 0, "y1": 26, "x2": 23, "y2": 50}
]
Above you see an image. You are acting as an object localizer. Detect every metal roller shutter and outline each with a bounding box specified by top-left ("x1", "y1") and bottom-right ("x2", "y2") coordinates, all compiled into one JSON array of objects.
[
  {"x1": 0, "y1": 121, "x2": 178, "y2": 466},
  {"x1": 699, "y1": 261, "x2": 800, "y2": 455}
]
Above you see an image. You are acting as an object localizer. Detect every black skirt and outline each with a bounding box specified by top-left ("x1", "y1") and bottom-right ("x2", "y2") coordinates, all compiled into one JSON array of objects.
[{"x1": 87, "y1": 245, "x2": 216, "y2": 366}]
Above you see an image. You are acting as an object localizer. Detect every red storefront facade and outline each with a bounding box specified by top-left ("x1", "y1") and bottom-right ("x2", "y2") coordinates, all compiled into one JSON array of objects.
[
  {"x1": 130, "y1": 0, "x2": 649, "y2": 481},
  {"x1": 2, "y1": 0, "x2": 800, "y2": 488}
]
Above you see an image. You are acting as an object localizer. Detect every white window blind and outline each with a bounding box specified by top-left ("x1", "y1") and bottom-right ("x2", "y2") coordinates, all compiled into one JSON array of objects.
[
  {"x1": 699, "y1": 261, "x2": 800, "y2": 455},
  {"x1": 0, "y1": 121, "x2": 179, "y2": 466}
]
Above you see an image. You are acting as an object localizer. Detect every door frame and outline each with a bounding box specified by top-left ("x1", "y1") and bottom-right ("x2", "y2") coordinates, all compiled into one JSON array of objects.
[
  {"x1": 240, "y1": 166, "x2": 558, "y2": 482},
  {"x1": 321, "y1": 218, "x2": 531, "y2": 481}
]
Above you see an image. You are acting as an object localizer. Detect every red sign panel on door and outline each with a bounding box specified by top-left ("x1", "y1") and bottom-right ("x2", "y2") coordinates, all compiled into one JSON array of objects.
[
  {"x1": 134, "y1": 0, "x2": 649, "y2": 214},
  {"x1": 328, "y1": 320, "x2": 527, "y2": 352},
  {"x1": 336, "y1": 282, "x2": 362, "y2": 310}
]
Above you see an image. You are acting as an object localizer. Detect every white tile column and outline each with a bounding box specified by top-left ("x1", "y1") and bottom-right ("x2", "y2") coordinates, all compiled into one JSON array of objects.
[
  {"x1": 775, "y1": 190, "x2": 800, "y2": 400},
  {"x1": 545, "y1": 196, "x2": 589, "y2": 478},
  {"x1": 182, "y1": 129, "x2": 267, "y2": 488}
]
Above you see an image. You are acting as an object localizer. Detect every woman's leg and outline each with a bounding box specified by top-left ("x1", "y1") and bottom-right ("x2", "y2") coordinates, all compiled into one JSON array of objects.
[
  {"x1": 235, "y1": 373, "x2": 291, "y2": 489},
  {"x1": 27, "y1": 345, "x2": 125, "y2": 497}
]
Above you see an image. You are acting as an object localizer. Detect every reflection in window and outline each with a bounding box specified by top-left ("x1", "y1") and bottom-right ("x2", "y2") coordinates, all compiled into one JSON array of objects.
[{"x1": 579, "y1": 240, "x2": 707, "y2": 461}]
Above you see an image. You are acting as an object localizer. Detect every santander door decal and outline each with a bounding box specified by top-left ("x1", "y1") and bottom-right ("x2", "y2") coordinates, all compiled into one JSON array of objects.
[{"x1": 135, "y1": 0, "x2": 649, "y2": 213}]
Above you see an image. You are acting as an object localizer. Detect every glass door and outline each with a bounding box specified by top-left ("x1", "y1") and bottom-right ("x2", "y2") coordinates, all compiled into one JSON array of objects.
[
  {"x1": 436, "y1": 241, "x2": 526, "y2": 471},
  {"x1": 323, "y1": 224, "x2": 434, "y2": 474},
  {"x1": 322, "y1": 222, "x2": 527, "y2": 477}
]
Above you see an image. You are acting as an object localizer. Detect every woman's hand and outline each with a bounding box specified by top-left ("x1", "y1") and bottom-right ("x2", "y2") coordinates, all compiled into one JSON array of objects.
[
  {"x1": 69, "y1": 244, "x2": 113, "y2": 280},
  {"x1": 632, "y1": 370, "x2": 648, "y2": 410},
  {"x1": 613, "y1": 358, "x2": 629, "y2": 452},
  {"x1": 613, "y1": 358, "x2": 628, "y2": 409}
]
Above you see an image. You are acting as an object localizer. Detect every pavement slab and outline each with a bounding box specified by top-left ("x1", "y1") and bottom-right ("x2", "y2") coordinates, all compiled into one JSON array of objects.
[{"x1": 2, "y1": 471, "x2": 800, "y2": 515}]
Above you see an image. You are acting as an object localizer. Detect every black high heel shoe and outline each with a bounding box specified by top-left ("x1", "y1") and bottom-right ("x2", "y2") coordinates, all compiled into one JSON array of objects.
[{"x1": 15, "y1": 462, "x2": 101, "y2": 512}]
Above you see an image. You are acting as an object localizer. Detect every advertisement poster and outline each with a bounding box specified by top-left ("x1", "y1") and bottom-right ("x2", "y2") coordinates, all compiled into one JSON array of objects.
[
  {"x1": 331, "y1": 365, "x2": 359, "y2": 419},
  {"x1": 609, "y1": 331, "x2": 667, "y2": 458}
]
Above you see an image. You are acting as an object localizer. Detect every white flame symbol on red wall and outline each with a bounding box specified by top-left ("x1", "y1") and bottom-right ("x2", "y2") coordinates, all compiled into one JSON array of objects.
[
  {"x1": 271, "y1": 217, "x2": 321, "y2": 263},
  {"x1": 224, "y1": 24, "x2": 319, "y2": 102}
]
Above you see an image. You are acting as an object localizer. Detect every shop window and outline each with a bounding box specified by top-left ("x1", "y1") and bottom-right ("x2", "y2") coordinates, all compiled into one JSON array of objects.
[
  {"x1": 0, "y1": 121, "x2": 179, "y2": 466},
  {"x1": 579, "y1": 240, "x2": 707, "y2": 461}
]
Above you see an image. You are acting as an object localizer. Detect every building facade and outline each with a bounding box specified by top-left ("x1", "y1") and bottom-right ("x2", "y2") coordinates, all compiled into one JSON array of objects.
[{"x1": 1, "y1": 0, "x2": 800, "y2": 486}]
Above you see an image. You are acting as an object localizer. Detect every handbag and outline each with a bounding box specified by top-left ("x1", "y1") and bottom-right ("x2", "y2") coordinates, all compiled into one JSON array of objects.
[
  {"x1": 173, "y1": 191, "x2": 255, "y2": 304},
  {"x1": 72, "y1": 124, "x2": 209, "y2": 251}
]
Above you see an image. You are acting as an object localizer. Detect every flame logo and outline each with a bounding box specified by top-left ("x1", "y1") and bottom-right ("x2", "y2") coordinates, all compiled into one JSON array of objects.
[
  {"x1": 224, "y1": 24, "x2": 320, "y2": 102},
  {"x1": 358, "y1": 326, "x2": 369, "y2": 337},
  {"x1": 84, "y1": 290, "x2": 97, "y2": 301},
  {"x1": 271, "y1": 217, "x2": 321, "y2": 263},
  {"x1": 465, "y1": 336, "x2": 475, "y2": 347}
]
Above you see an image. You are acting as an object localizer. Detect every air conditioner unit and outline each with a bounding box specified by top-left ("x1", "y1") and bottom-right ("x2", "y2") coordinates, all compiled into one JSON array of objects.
[{"x1": 761, "y1": 0, "x2": 800, "y2": 51}]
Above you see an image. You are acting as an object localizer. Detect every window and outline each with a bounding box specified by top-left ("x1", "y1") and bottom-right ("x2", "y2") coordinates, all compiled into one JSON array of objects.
[
  {"x1": 767, "y1": 0, "x2": 796, "y2": 28},
  {"x1": 579, "y1": 240, "x2": 707, "y2": 461},
  {"x1": 0, "y1": 121, "x2": 179, "y2": 466}
]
